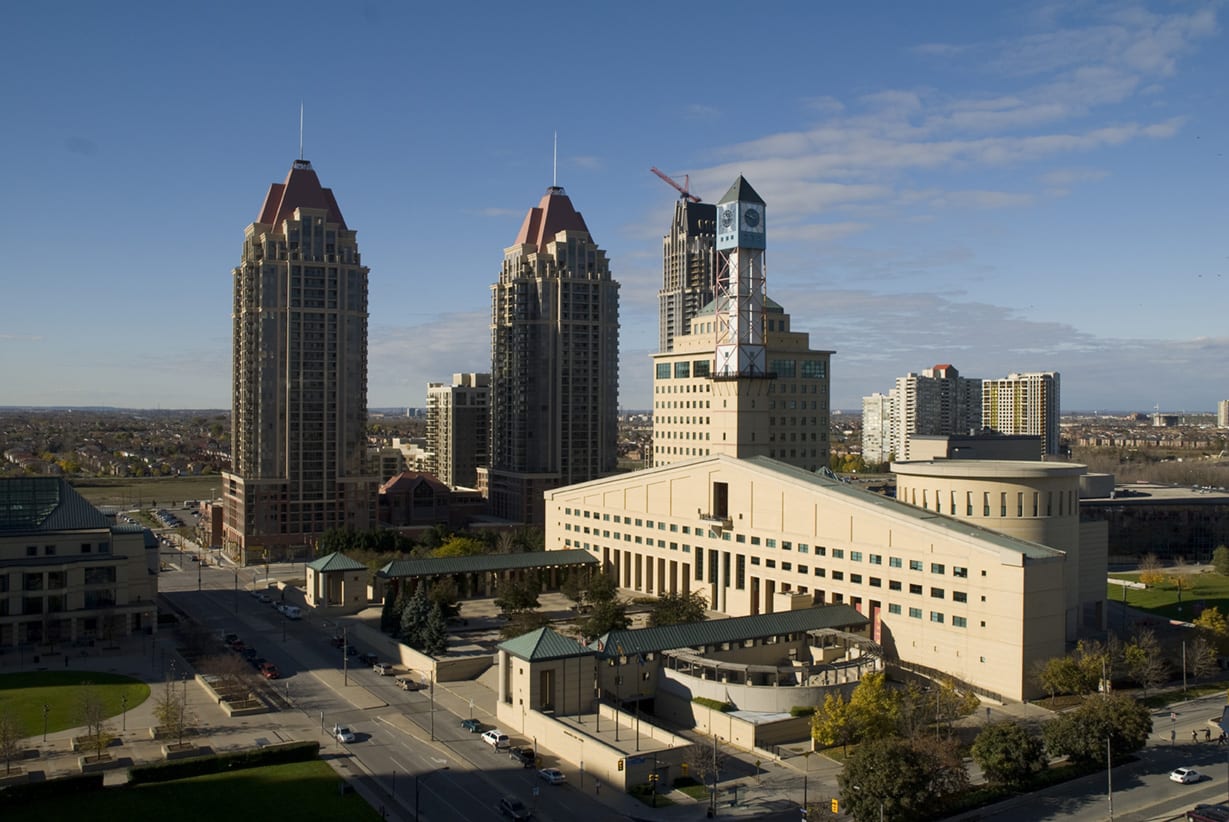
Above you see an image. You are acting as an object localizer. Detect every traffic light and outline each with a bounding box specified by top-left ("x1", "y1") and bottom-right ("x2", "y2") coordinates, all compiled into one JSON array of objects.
[
  {"x1": 681, "y1": 762, "x2": 689, "y2": 776},
  {"x1": 831, "y1": 799, "x2": 839, "y2": 813},
  {"x1": 617, "y1": 759, "x2": 624, "y2": 771}
]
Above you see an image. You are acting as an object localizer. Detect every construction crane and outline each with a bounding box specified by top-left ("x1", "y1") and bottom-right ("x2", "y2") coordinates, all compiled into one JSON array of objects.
[{"x1": 650, "y1": 167, "x2": 701, "y2": 202}]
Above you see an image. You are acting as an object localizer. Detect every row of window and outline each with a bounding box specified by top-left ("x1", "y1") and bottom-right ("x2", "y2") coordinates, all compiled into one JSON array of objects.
[
  {"x1": 903, "y1": 487, "x2": 1077, "y2": 519},
  {"x1": 24, "y1": 542, "x2": 110, "y2": 557}
]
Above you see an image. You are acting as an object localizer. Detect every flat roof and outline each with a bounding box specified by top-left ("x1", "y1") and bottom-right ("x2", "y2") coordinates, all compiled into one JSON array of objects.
[{"x1": 378, "y1": 548, "x2": 598, "y2": 579}]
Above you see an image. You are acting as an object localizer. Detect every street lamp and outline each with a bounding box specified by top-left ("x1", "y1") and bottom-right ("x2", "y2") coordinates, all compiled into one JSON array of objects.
[
  {"x1": 121, "y1": 694, "x2": 128, "y2": 731},
  {"x1": 415, "y1": 767, "x2": 450, "y2": 820},
  {"x1": 429, "y1": 680, "x2": 435, "y2": 741},
  {"x1": 42, "y1": 703, "x2": 49, "y2": 742}
]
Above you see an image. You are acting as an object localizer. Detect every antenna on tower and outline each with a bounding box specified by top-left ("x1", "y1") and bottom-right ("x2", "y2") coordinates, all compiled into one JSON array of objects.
[
  {"x1": 552, "y1": 130, "x2": 558, "y2": 187},
  {"x1": 299, "y1": 102, "x2": 304, "y2": 160}
]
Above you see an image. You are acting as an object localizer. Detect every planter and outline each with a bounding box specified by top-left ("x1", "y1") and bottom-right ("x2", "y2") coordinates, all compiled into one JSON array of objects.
[
  {"x1": 78, "y1": 754, "x2": 117, "y2": 773},
  {"x1": 162, "y1": 743, "x2": 207, "y2": 760},
  {"x1": 150, "y1": 726, "x2": 198, "y2": 741},
  {"x1": 72, "y1": 735, "x2": 121, "y2": 753}
]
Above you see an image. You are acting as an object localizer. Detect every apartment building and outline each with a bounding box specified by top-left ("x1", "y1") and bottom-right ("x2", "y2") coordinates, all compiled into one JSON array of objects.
[
  {"x1": 983, "y1": 372, "x2": 1061, "y2": 456},
  {"x1": 426, "y1": 372, "x2": 489, "y2": 489}
]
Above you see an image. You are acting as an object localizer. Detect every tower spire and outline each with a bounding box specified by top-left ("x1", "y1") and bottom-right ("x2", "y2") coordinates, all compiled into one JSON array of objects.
[
  {"x1": 553, "y1": 130, "x2": 558, "y2": 187},
  {"x1": 299, "y1": 102, "x2": 304, "y2": 161}
]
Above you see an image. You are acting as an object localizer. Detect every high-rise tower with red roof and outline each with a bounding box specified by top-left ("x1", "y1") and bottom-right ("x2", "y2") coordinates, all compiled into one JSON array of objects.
[
  {"x1": 488, "y1": 186, "x2": 620, "y2": 525},
  {"x1": 223, "y1": 160, "x2": 377, "y2": 555}
]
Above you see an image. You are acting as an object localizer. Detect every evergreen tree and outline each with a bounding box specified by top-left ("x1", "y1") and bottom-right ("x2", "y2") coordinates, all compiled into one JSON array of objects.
[
  {"x1": 380, "y1": 585, "x2": 400, "y2": 634},
  {"x1": 400, "y1": 583, "x2": 430, "y2": 649},
  {"x1": 423, "y1": 602, "x2": 449, "y2": 656}
]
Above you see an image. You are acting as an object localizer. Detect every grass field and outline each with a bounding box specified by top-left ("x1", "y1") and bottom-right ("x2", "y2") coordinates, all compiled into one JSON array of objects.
[
  {"x1": 69, "y1": 476, "x2": 221, "y2": 508},
  {"x1": 3, "y1": 760, "x2": 382, "y2": 820},
  {"x1": 0, "y1": 671, "x2": 149, "y2": 738},
  {"x1": 1107, "y1": 570, "x2": 1229, "y2": 620}
]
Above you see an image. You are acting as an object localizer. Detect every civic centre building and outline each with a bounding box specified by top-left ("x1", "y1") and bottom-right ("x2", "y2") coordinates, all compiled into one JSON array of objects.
[{"x1": 544, "y1": 454, "x2": 1106, "y2": 702}]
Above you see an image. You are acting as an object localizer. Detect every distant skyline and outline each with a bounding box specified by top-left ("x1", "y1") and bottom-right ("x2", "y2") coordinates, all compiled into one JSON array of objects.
[{"x1": 3, "y1": 2, "x2": 1226, "y2": 413}]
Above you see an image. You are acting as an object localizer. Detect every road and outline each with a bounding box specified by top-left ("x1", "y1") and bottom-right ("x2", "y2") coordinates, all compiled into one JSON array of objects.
[{"x1": 158, "y1": 545, "x2": 627, "y2": 821}]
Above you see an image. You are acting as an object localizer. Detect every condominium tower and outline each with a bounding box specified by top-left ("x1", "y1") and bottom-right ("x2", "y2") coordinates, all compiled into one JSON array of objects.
[
  {"x1": 488, "y1": 185, "x2": 620, "y2": 525},
  {"x1": 426, "y1": 373, "x2": 489, "y2": 489},
  {"x1": 658, "y1": 198, "x2": 717, "y2": 353},
  {"x1": 222, "y1": 159, "x2": 377, "y2": 554},
  {"x1": 983, "y1": 372, "x2": 1062, "y2": 456},
  {"x1": 861, "y1": 365, "x2": 982, "y2": 463}
]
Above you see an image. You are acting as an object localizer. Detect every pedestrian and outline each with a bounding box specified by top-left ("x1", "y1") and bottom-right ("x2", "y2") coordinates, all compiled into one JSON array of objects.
[
  {"x1": 1171, "y1": 729, "x2": 1176, "y2": 744},
  {"x1": 1219, "y1": 731, "x2": 1226, "y2": 746},
  {"x1": 1193, "y1": 729, "x2": 1200, "y2": 743},
  {"x1": 595, "y1": 781, "x2": 601, "y2": 796},
  {"x1": 1205, "y1": 728, "x2": 1212, "y2": 742}
]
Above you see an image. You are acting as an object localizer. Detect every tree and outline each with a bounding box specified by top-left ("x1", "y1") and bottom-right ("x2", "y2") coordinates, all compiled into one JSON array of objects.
[
  {"x1": 400, "y1": 583, "x2": 430, "y2": 649},
  {"x1": 0, "y1": 711, "x2": 24, "y2": 775},
  {"x1": 559, "y1": 569, "x2": 586, "y2": 608},
  {"x1": 897, "y1": 681, "x2": 930, "y2": 739},
  {"x1": 839, "y1": 736, "x2": 962, "y2": 822},
  {"x1": 585, "y1": 570, "x2": 618, "y2": 605},
  {"x1": 494, "y1": 575, "x2": 541, "y2": 616},
  {"x1": 421, "y1": 601, "x2": 449, "y2": 656},
  {"x1": 427, "y1": 577, "x2": 461, "y2": 618},
  {"x1": 1034, "y1": 654, "x2": 1096, "y2": 699},
  {"x1": 648, "y1": 591, "x2": 708, "y2": 628},
  {"x1": 682, "y1": 736, "x2": 730, "y2": 791},
  {"x1": 1042, "y1": 694, "x2": 1151, "y2": 765},
  {"x1": 154, "y1": 677, "x2": 195, "y2": 746},
  {"x1": 848, "y1": 671, "x2": 899, "y2": 742},
  {"x1": 971, "y1": 720, "x2": 1047, "y2": 787},
  {"x1": 812, "y1": 691, "x2": 857, "y2": 754},
  {"x1": 380, "y1": 587, "x2": 401, "y2": 634},
  {"x1": 580, "y1": 599, "x2": 630, "y2": 638},
  {"x1": 931, "y1": 678, "x2": 980, "y2": 735},
  {"x1": 1123, "y1": 628, "x2": 1168, "y2": 697},
  {"x1": 1213, "y1": 544, "x2": 1229, "y2": 576},
  {"x1": 500, "y1": 611, "x2": 551, "y2": 640},
  {"x1": 1138, "y1": 553, "x2": 1165, "y2": 585},
  {"x1": 1186, "y1": 636, "x2": 1220, "y2": 681},
  {"x1": 78, "y1": 682, "x2": 116, "y2": 760},
  {"x1": 432, "y1": 536, "x2": 486, "y2": 558}
]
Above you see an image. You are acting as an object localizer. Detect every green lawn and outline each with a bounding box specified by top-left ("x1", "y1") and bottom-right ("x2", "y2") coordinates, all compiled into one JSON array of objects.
[
  {"x1": 3, "y1": 760, "x2": 381, "y2": 820},
  {"x1": 69, "y1": 476, "x2": 220, "y2": 508},
  {"x1": 0, "y1": 671, "x2": 150, "y2": 738},
  {"x1": 1108, "y1": 570, "x2": 1229, "y2": 620}
]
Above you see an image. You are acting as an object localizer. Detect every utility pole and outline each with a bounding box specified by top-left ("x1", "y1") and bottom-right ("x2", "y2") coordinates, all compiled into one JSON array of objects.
[{"x1": 1107, "y1": 737, "x2": 1114, "y2": 821}]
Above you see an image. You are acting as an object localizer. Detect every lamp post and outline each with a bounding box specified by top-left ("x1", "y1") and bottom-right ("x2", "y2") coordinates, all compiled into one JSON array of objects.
[
  {"x1": 429, "y1": 679, "x2": 435, "y2": 741},
  {"x1": 415, "y1": 767, "x2": 450, "y2": 820},
  {"x1": 342, "y1": 627, "x2": 349, "y2": 685},
  {"x1": 42, "y1": 703, "x2": 49, "y2": 742},
  {"x1": 121, "y1": 694, "x2": 128, "y2": 731},
  {"x1": 1107, "y1": 736, "x2": 1114, "y2": 821},
  {"x1": 233, "y1": 568, "x2": 238, "y2": 614}
]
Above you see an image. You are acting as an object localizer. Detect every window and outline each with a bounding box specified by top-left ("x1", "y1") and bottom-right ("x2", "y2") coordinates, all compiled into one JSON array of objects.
[
  {"x1": 909, "y1": 560, "x2": 922, "y2": 571},
  {"x1": 888, "y1": 603, "x2": 902, "y2": 615},
  {"x1": 782, "y1": 541, "x2": 791, "y2": 551},
  {"x1": 931, "y1": 588, "x2": 944, "y2": 599},
  {"x1": 983, "y1": 492, "x2": 990, "y2": 517},
  {"x1": 889, "y1": 557, "x2": 901, "y2": 568},
  {"x1": 953, "y1": 566, "x2": 968, "y2": 578},
  {"x1": 798, "y1": 565, "x2": 808, "y2": 574},
  {"x1": 750, "y1": 556, "x2": 760, "y2": 565},
  {"x1": 750, "y1": 536, "x2": 761, "y2": 546},
  {"x1": 25, "y1": 546, "x2": 37, "y2": 557},
  {"x1": 814, "y1": 568, "x2": 826, "y2": 578},
  {"x1": 798, "y1": 543, "x2": 809, "y2": 554},
  {"x1": 908, "y1": 607, "x2": 922, "y2": 619},
  {"x1": 832, "y1": 549, "x2": 844, "y2": 559},
  {"x1": 850, "y1": 573, "x2": 861, "y2": 584},
  {"x1": 869, "y1": 554, "x2": 882, "y2": 565},
  {"x1": 889, "y1": 580, "x2": 902, "y2": 591},
  {"x1": 783, "y1": 562, "x2": 792, "y2": 571},
  {"x1": 850, "y1": 551, "x2": 862, "y2": 562},
  {"x1": 953, "y1": 591, "x2": 967, "y2": 603},
  {"x1": 869, "y1": 577, "x2": 881, "y2": 588},
  {"x1": 712, "y1": 482, "x2": 728, "y2": 518},
  {"x1": 831, "y1": 571, "x2": 843, "y2": 581},
  {"x1": 735, "y1": 556, "x2": 745, "y2": 590},
  {"x1": 44, "y1": 545, "x2": 56, "y2": 556},
  {"x1": 736, "y1": 534, "x2": 746, "y2": 543},
  {"x1": 909, "y1": 583, "x2": 922, "y2": 595},
  {"x1": 674, "y1": 361, "x2": 691, "y2": 378},
  {"x1": 953, "y1": 616, "x2": 967, "y2": 628},
  {"x1": 930, "y1": 612, "x2": 945, "y2": 624},
  {"x1": 766, "y1": 538, "x2": 776, "y2": 548},
  {"x1": 766, "y1": 559, "x2": 777, "y2": 569},
  {"x1": 930, "y1": 563, "x2": 944, "y2": 575},
  {"x1": 656, "y1": 363, "x2": 671, "y2": 379},
  {"x1": 814, "y1": 545, "x2": 825, "y2": 556}
]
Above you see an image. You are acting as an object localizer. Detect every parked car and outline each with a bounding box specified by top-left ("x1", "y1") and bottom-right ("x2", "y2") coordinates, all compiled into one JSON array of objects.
[
  {"x1": 482, "y1": 729, "x2": 510, "y2": 749},
  {"x1": 538, "y1": 767, "x2": 566, "y2": 785},
  {"x1": 509, "y1": 746, "x2": 535, "y2": 767},
  {"x1": 498, "y1": 796, "x2": 532, "y2": 821},
  {"x1": 334, "y1": 725, "x2": 356, "y2": 743},
  {"x1": 330, "y1": 635, "x2": 346, "y2": 648},
  {"x1": 373, "y1": 662, "x2": 394, "y2": 675},
  {"x1": 260, "y1": 662, "x2": 280, "y2": 679},
  {"x1": 460, "y1": 718, "x2": 483, "y2": 733},
  {"x1": 357, "y1": 652, "x2": 378, "y2": 666},
  {"x1": 1171, "y1": 767, "x2": 1203, "y2": 784},
  {"x1": 395, "y1": 675, "x2": 422, "y2": 691}
]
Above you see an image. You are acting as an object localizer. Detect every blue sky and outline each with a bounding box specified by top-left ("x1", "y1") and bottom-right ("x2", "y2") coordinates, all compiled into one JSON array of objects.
[{"x1": 3, "y1": 1, "x2": 1225, "y2": 413}]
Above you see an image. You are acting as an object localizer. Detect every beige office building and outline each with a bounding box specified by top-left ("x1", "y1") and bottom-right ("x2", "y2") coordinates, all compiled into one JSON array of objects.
[
  {"x1": 651, "y1": 297, "x2": 832, "y2": 472},
  {"x1": 0, "y1": 478, "x2": 157, "y2": 648},
  {"x1": 1218, "y1": 399, "x2": 1229, "y2": 430},
  {"x1": 223, "y1": 160, "x2": 377, "y2": 554},
  {"x1": 426, "y1": 373, "x2": 489, "y2": 489},
  {"x1": 544, "y1": 454, "x2": 1101, "y2": 701}
]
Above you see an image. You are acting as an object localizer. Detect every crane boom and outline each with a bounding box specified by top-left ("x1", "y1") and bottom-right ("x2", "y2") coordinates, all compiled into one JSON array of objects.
[{"x1": 650, "y1": 167, "x2": 701, "y2": 202}]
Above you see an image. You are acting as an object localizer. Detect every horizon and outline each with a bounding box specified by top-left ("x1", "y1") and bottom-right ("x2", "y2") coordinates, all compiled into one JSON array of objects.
[{"x1": 3, "y1": 2, "x2": 1226, "y2": 411}]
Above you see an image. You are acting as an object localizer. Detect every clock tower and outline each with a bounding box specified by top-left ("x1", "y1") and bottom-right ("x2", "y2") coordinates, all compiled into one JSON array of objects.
[{"x1": 714, "y1": 176, "x2": 768, "y2": 378}]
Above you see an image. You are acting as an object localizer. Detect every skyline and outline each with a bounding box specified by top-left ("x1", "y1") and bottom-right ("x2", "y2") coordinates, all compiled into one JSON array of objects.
[{"x1": 3, "y1": 1, "x2": 1226, "y2": 413}]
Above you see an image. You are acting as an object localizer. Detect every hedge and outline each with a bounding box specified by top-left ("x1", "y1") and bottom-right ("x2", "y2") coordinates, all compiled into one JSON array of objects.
[
  {"x1": 0, "y1": 773, "x2": 105, "y2": 804},
  {"x1": 789, "y1": 706, "x2": 816, "y2": 717},
  {"x1": 692, "y1": 697, "x2": 734, "y2": 712},
  {"x1": 127, "y1": 741, "x2": 320, "y2": 785}
]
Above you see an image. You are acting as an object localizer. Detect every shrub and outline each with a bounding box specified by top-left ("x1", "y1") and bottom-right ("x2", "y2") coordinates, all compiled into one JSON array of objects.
[
  {"x1": 692, "y1": 697, "x2": 733, "y2": 712},
  {"x1": 790, "y1": 706, "x2": 816, "y2": 717},
  {"x1": 128, "y1": 741, "x2": 320, "y2": 784}
]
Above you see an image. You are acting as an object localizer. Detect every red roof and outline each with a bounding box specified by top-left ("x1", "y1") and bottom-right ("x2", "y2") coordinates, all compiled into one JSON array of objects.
[
  {"x1": 256, "y1": 160, "x2": 348, "y2": 231},
  {"x1": 380, "y1": 471, "x2": 449, "y2": 495},
  {"x1": 513, "y1": 186, "x2": 589, "y2": 251}
]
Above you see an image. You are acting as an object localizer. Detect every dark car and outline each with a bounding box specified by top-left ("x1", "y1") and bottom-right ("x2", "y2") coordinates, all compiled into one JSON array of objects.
[
  {"x1": 509, "y1": 746, "x2": 535, "y2": 768},
  {"x1": 357, "y1": 652, "x2": 378, "y2": 666},
  {"x1": 460, "y1": 718, "x2": 483, "y2": 733},
  {"x1": 498, "y1": 797, "x2": 532, "y2": 821},
  {"x1": 330, "y1": 635, "x2": 346, "y2": 648},
  {"x1": 260, "y1": 662, "x2": 280, "y2": 680}
]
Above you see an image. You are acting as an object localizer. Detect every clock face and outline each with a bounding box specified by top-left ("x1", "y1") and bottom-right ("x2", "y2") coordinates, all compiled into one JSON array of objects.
[
  {"x1": 743, "y1": 206, "x2": 761, "y2": 229},
  {"x1": 720, "y1": 206, "x2": 736, "y2": 229}
]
